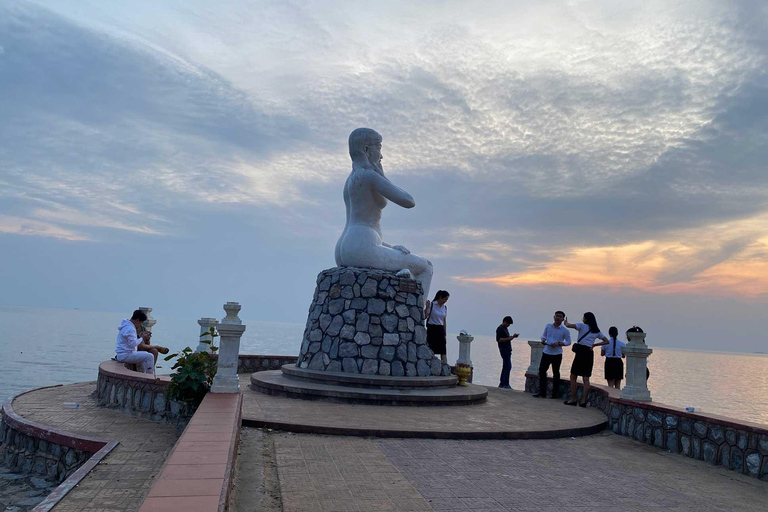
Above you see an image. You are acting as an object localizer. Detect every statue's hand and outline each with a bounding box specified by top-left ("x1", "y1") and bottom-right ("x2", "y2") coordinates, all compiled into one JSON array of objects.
[{"x1": 392, "y1": 245, "x2": 410, "y2": 254}]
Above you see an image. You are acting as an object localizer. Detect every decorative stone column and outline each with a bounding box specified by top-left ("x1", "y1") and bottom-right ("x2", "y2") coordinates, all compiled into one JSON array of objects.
[
  {"x1": 139, "y1": 307, "x2": 156, "y2": 331},
  {"x1": 621, "y1": 331, "x2": 652, "y2": 401},
  {"x1": 456, "y1": 332, "x2": 474, "y2": 367},
  {"x1": 211, "y1": 302, "x2": 246, "y2": 394},
  {"x1": 196, "y1": 318, "x2": 219, "y2": 353},
  {"x1": 527, "y1": 340, "x2": 543, "y2": 375}
]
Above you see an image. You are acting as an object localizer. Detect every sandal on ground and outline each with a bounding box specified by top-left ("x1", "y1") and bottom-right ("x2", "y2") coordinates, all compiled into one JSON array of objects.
[
  {"x1": 157, "y1": 346, "x2": 169, "y2": 354},
  {"x1": 563, "y1": 400, "x2": 577, "y2": 406}
]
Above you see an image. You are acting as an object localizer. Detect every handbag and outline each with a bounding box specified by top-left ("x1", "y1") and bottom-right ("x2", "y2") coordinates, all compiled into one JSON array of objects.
[{"x1": 572, "y1": 330, "x2": 591, "y2": 353}]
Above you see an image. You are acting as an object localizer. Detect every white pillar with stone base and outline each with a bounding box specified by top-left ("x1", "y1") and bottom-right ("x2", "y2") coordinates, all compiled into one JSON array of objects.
[
  {"x1": 456, "y1": 333, "x2": 474, "y2": 367},
  {"x1": 139, "y1": 307, "x2": 156, "y2": 331},
  {"x1": 196, "y1": 318, "x2": 219, "y2": 353},
  {"x1": 527, "y1": 340, "x2": 543, "y2": 375},
  {"x1": 211, "y1": 302, "x2": 245, "y2": 394},
  {"x1": 621, "y1": 331, "x2": 652, "y2": 401}
]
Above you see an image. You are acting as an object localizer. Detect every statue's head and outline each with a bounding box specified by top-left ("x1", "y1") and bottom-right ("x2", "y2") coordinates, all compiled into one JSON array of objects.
[{"x1": 349, "y1": 128, "x2": 382, "y2": 169}]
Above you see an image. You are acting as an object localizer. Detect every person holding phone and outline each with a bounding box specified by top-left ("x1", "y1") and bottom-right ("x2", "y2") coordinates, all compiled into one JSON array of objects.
[{"x1": 495, "y1": 316, "x2": 519, "y2": 389}]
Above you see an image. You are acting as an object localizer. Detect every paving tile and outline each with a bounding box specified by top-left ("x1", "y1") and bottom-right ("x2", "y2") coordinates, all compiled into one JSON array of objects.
[
  {"x1": 159, "y1": 464, "x2": 228, "y2": 480},
  {"x1": 138, "y1": 495, "x2": 220, "y2": 512},
  {"x1": 165, "y1": 450, "x2": 229, "y2": 465},
  {"x1": 147, "y1": 478, "x2": 224, "y2": 497},
  {"x1": 174, "y1": 441, "x2": 232, "y2": 453}
]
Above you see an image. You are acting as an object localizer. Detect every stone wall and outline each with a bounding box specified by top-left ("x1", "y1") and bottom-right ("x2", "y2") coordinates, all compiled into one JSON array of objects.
[
  {"x1": 96, "y1": 361, "x2": 188, "y2": 424},
  {"x1": 0, "y1": 422, "x2": 90, "y2": 482},
  {"x1": 297, "y1": 267, "x2": 451, "y2": 377},
  {"x1": 526, "y1": 374, "x2": 768, "y2": 481},
  {"x1": 237, "y1": 355, "x2": 298, "y2": 374}
]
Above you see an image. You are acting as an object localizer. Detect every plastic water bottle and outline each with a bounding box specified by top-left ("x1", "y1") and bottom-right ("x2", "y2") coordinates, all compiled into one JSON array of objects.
[
  {"x1": 62, "y1": 402, "x2": 80, "y2": 409},
  {"x1": 685, "y1": 406, "x2": 695, "y2": 413}
]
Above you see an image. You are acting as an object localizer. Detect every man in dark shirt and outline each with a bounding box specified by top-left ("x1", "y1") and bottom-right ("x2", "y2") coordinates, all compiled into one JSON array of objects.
[{"x1": 496, "y1": 316, "x2": 519, "y2": 389}]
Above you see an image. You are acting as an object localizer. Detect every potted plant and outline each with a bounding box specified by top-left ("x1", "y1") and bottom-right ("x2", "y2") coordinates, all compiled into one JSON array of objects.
[{"x1": 164, "y1": 327, "x2": 219, "y2": 417}]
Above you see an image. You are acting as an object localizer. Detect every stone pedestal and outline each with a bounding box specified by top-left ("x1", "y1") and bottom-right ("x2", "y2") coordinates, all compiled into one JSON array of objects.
[
  {"x1": 621, "y1": 332, "x2": 652, "y2": 401},
  {"x1": 296, "y1": 267, "x2": 451, "y2": 377},
  {"x1": 211, "y1": 302, "x2": 245, "y2": 394},
  {"x1": 527, "y1": 340, "x2": 543, "y2": 375},
  {"x1": 196, "y1": 317, "x2": 219, "y2": 353},
  {"x1": 456, "y1": 333, "x2": 474, "y2": 367},
  {"x1": 139, "y1": 307, "x2": 156, "y2": 331}
]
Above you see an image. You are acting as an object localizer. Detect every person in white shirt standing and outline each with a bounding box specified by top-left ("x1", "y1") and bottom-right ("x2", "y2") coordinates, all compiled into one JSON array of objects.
[
  {"x1": 533, "y1": 311, "x2": 572, "y2": 398},
  {"x1": 115, "y1": 310, "x2": 164, "y2": 374},
  {"x1": 425, "y1": 290, "x2": 450, "y2": 364},
  {"x1": 564, "y1": 312, "x2": 609, "y2": 407},
  {"x1": 601, "y1": 326, "x2": 625, "y2": 389}
]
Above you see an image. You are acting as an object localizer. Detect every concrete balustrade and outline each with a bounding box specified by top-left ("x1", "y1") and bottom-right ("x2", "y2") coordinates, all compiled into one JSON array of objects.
[
  {"x1": 621, "y1": 331, "x2": 653, "y2": 402},
  {"x1": 211, "y1": 302, "x2": 246, "y2": 394},
  {"x1": 196, "y1": 317, "x2": 219, "y2": 353},
  {"x1": 138, "y1": 306, "x2": 156, "y2": 331},
  {"x1": 527, "y1": 339, "x2": 543, "y2": 376}
]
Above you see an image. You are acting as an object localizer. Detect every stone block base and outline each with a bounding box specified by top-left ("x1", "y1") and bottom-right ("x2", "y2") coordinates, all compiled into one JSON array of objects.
[{"x1": 297, "y1": 267, "x2": 450, "y2": 377}]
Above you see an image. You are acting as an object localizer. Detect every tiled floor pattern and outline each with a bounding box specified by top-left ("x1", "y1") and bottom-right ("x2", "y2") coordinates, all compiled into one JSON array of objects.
[
  {"x1": 270, "y1": 431, "x2": 768, "y2": 512},
  {"x1": 375, "y1": 434, "x2": 768, "y2": 512},
  {"x1": 12, "y1": 382, "x2": 179, "y2": 512}
]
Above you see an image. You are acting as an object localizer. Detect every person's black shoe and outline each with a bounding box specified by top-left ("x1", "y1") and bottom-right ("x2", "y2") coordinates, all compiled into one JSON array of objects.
[
  {"x1": 564, "y1": 400, "x2": 578, "y2": 406},
  {"x1": 532, "y1": 393, "x2": 544, "y2": 398},
  {"x1": 579, "y1": 402, "x2": 587, "y2": 408}
]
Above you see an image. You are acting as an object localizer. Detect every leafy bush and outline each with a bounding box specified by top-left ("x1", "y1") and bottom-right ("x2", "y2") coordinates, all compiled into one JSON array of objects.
[{"x1": 164, "y1": 328, "x2": 219, "y2": 404}]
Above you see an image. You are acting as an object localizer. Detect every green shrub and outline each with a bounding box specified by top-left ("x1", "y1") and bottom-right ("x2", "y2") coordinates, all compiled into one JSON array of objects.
[{"x1": 164, "y1": 327, "x2": 218, "y2": 405}]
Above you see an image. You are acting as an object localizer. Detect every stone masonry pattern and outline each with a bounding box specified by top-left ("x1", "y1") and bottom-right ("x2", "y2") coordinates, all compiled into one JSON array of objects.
[
  {"x1": 297, "y1": 267, "x2": 451, "y2": 377},
  {"x1": 0, "y1": 422, "x2": 90, "y2": 483},
  {"x1": 526, "y1": 375, "x2": 768, "y2": 481}
]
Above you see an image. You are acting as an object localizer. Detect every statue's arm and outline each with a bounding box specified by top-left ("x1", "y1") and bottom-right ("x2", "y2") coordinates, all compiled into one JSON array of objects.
[{"x1": 368, "y1": 172, "x2": 415, "y2": 209}]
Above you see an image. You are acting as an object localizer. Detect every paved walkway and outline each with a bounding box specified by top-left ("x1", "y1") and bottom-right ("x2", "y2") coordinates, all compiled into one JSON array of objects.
[
  {"x1": 241, "y1": 375, "x2": 605, "y2": 438},
  {"x1": 12, "y1": 382, "x2": 179, "y2": 512},
  {"x1": 265, "y1": 431, "x2": 768, "y2": 512}
]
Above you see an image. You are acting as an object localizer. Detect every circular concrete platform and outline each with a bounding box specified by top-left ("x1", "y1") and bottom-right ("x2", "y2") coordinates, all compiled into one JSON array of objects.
[
  {"x1": 242, "y1": 374, "x2": 608, "y2": 439},
  {"x1": 251, "y1": 366, "x2": 487, "y2": 405}
]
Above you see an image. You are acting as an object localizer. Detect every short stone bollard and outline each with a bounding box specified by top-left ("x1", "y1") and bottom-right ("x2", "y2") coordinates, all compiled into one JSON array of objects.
[
  {"x1": 196, "y1": 317, "x2": 219, "y2": 353},
  {"x1": 621, "y1": 331, "x2": 652, "y2": 401},
  {"x1": 139, "y1": 306, "x2": 156, "y2": 331},
  {"x1": 211, "y1": 302, "x2": 246, "y2": 394},
  {"x1": 527, "y1": 340, "x2": 543, "y2": 375},
  {"x1": 455, "y1": 332, "x2": 474, "y2": 386}
]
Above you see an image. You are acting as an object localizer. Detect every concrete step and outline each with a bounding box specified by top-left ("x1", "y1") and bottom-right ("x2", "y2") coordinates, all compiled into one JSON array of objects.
[
  {"x1": 250, "y1": 370, "x2": 487, "y2": 406},
  {"x1": 280, "y1": 364, "x2": 458, "y2": 389}
]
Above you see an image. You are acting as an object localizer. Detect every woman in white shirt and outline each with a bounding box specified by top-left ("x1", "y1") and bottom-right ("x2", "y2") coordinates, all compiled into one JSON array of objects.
[
  {"x1": 424, "y1": 290, "x2": 449, "y2": 364},
  {"x1": 564, "y1": 312, "x2": 609, "y2": 407},
  {"x1": 601, "y1": 326, "x2": 626, "y2": 389}
]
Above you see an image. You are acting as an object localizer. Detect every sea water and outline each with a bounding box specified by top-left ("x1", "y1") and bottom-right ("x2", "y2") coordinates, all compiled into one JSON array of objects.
[{"x1": 1, "y1": 306, "x2": 766, "y2": 425}]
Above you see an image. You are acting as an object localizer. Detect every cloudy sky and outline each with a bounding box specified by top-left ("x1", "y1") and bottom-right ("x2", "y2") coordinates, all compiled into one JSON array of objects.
[{"x1": 1, "y1": 0, "x2": 767, "y2": 352}]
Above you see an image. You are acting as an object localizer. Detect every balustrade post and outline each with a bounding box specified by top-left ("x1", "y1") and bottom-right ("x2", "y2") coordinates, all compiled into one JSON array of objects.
[
  {"x1": 196, "y1": 318, "x2": 219, "y2": 353},
  {"x1": 621, "y1": 331, "x2": 652, "y2": 401},
  {"x1": 527, "y1": 340, "x2": 543, "y2": 376},
  {"x1": 211, "y1": 302, "x2": 246, "y2": 394}
]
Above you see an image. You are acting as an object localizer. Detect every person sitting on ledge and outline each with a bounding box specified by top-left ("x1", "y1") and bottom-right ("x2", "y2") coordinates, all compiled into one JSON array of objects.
[{"x1": 115, "y1": 309, "x2": 168, "y2": 374}]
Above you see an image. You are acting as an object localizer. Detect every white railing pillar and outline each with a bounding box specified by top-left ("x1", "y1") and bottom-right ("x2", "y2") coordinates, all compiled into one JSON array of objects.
[
  {"x1": 621, "y1": 331, "x2": 652, "y2": 401},
  {"x1": 196, "y1": 317, "x2": 219, "y2": 353},
  {"x1": 527, "y1": 340, "x2": 543, "y2": 375},
  {"x1": 139, "y1": 307, "x2": 156, "y2": 332},
  {"x1": 211, "y1": 302, "x2": 245, "y2": 394},
  {"x1": 456, "y1": 332, "x2": 474, "y2": 367}
]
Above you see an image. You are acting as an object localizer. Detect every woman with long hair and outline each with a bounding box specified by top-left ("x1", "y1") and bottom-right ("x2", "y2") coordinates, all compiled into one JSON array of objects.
[
  {"x1": 425, "y1": 290, "x2": 450, "y2": 364},
  {"x1": 601, "y1": 326, "x2": 625, "y2": 389},
  {"x1": 564, "y1": 312, "x2": 609, "y2": 407}
]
